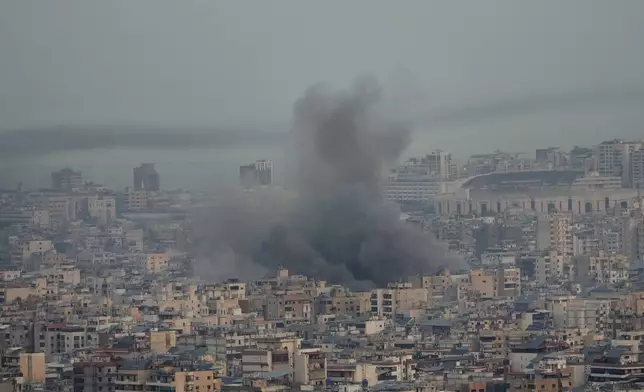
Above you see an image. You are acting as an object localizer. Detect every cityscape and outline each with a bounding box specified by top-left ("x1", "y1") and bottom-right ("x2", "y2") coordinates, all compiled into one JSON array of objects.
[
  {"x1": 2, "y1": 138, "x2": 644, "y2": 391},
  {"x1": 4, "y1": 1, "x2": 644, "y2": 392}
]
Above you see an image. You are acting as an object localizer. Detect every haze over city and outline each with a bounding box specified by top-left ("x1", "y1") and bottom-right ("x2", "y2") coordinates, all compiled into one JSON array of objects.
[{"x1": 3, "y1": 2, "x2": 644, "y2": 391}]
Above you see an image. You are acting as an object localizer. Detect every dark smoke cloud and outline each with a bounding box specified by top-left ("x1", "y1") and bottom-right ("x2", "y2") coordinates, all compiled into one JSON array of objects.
[{"x1": 192, "y1": 76, "x2": 463, "y2": 287}]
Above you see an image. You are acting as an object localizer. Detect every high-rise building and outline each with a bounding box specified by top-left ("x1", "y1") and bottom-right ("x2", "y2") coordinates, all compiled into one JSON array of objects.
[
  {"x1": 631, "y1": 148, "x2": 644, "y2": 189},
  {"x1": 133, "y1": 163, "x2": 160, "y2": 191},
  {"x1": 51, "y1": 168, "x2": 82, "y2": 191},
  {"x1": 422, "y1": 150, "x2": 452, "y2": 180},
  {"x1": 536, "y1": 213, "x2": 573, "y2": 257},
  {"x1": 384, "y1": 169, "x2": 444, "y2": 204},
  {"x1": 239, "y1": 160, "x2": 273, "y2": 188},
  {"x1": 595, "y1": 139, "x2": 643, "y2": 187}
]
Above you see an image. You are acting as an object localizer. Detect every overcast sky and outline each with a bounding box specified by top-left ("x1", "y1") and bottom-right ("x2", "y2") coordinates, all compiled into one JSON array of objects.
[{"x1": 2, "y1": 0, "x2": 644, "y2": 149}]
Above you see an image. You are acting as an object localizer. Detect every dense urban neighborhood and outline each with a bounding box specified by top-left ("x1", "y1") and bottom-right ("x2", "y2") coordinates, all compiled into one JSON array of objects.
[{"x1": 3, "y1": 140, "x2": 644, "y2": 392}]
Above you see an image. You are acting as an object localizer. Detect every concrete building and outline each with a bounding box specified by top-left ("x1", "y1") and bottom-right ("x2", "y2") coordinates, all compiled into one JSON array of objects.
[
  {"x1": 240, "y1": 160, "x2": 273, "y2": 188},
  {"x1": 19, "y1": 352, "x2": 45, "y2": 383},
  {"x1": 571, "y1": 172, "x2": 622, "y2": 190},
  {"x1": 143, "y1": 253, "x2": 170, "y2": 274},
  {"x1": 133, "y1": 163, "x2": 160, "y2": 191},
  {"x1": 242, "y1": 349, "x2": 291, "y2": 377},
  {"x1": 565, "y1": 299, "x2": 611, "y2": 333},
  {"x1": 326, "y1": 362, "x2": 378, "y2": 386},
  {"x1": 115, "y1": 362, "x2": 150, "y2": 392},
  {"x1": 73, "y1": 359, "x2": 117, "y2": 392},
  {"x1": 536, "y1": 213, "x2": 573, "y2": 257},
  {"x1": 45, "y1": 324, "x2": 97, "y2": 359},
  {"x1": 87, "y1": 196, "x2": 116, "y2": 226},
  {"x1": 536, "y1": 251, "x2": 566, "y2": 285},
  {"x1": 265, "y1": 292, "x2": 313, "y2": 322},
  {"x1": 496, "y1": 267, "x2": 521, "y2": 299},
  {"x1": 574, "y1": 254, "x2": 630, "y2": 285},
  {"x1": 434, "y1": 170, "x2": 640, "y2": 216},
  {"x1": 384, "y1": 174, "x2": 444, "y2": 203},
  {"x1": 125, "y1": 188, "x2": 149, "y2": 211},
  {"x1": 51, "y1": 168, "x2": 82, "y2": 191},
  {"x1": 595, "y1": 139, "x2": 642, "y2": 187},
  {"x1": 423, "y1": 150, "x2": 452, "y2": 180},
  {"x1": 470, "y1": 269, "x2": 497, "y2": 299},
  {"x1": 148, "y1": 330, "x2": 177, "y2": 354},
  {"x1": 572, "y1": 230, "x2": 600, "y2": 256},
  {"x1": 370, "y1": 283, "x2": 428, "y2": 317},
  {"x1": 294, "y1": 350, "x2": 326, "y2": 386},
  {"x1": 631, "y1": 147, "x2": 644, "y2": 189},
  {"x1": 535, "y1": 147, "x2": 565, "y2": 168}
]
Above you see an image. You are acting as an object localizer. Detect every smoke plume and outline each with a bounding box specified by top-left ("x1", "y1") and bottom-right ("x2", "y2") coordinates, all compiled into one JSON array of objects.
[{"x1": 192, "y1": 76, "x2": 462, "y2": 286}]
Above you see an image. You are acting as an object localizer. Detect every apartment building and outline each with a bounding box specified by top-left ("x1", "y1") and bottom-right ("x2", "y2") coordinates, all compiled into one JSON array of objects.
[
  {"x1": 265, "y1": 293, "x2": 313, "y2": 322},
  {"x1": 294, "y1": 350, "x2": 327, "y2": 386},
  {"x1": 87, "y1": 196, "x2": 116, "y2": 226},
  {"x1": 536, "y1": 213, "x2": 573, "y2": 257},
  {"x1": 536, "y1": 251, "x2": 567, "y2": 285},
  {"x1": 370, "y1": 283, "x2": 428, "y2": 317},
  {"x1": 565, "y1": 299, "x2": 611, "y2": 334},
  {"x1": 242, "y1": 349, "x2": 291, "y2": 377},
  {"x1": 574, "y1": 254, "x2": 630, "y2": 285}
]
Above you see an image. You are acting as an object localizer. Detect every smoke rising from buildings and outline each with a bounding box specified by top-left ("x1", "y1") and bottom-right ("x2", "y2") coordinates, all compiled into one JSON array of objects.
[{"x1": 192, "y1": 76, "x2": 463, "y2": 286}]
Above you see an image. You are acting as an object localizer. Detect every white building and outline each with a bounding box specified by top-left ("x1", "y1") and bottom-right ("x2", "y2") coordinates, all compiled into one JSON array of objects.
[
  {"x1": 384, "y1": 175, "x2": 444, "y2": 203},
  {"x1": 596, "y1": 139, "x2": 643, "y2": 187},
  {"x1": 125, "y1": 188, "x2": 149, "y2": 211},
  {"x1": 571, "y1": 173, "x2": 622, "y2": 190}
]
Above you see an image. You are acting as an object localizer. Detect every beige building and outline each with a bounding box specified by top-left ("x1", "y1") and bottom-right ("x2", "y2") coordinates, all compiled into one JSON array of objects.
[
  {"x1": 21, "y1": 239, "x2": 53, "y2": 259},
  {"x1": 370, "y1": 283, "x2": 428, "y2": 317},
  {"x1": 327, "y1": 362, "x2": 378, "y2": 386},
  {"x1": 19, "y1": 352, "x2": 45, "y2": 383},
  {"x1": 242, "y1": 349, "x2": 291, "y2": 376},
  {"x1": 496, "y1": 267, "x2": 521, "y2": 299},
  {"x1": 470, "y1": 269, "x2": 497, "y2": 299},
  {"x1": 143, "y1": 253, "x2": 170, "y2": 274},
  {"x1": 294, "y1": 349, "x2": 326, "y2": 386},
  {"x1": 40, "y1": 266, "x2": 81, "y2": 286},
  {"x1": 147, "y1": 368, "x2": 220, "y2": 392},
  {"x1": 537, "y1": 213, "x2": 573, "y2": 257},
  {"x1": 0, "y1": 284, "x2": 33, "y2": 304},
  {"x1": 315, "y1": 289, "x2": 370, "y2": 318},
  {"x1": 115, "y1": 364, "x2": 150, "y2": 392},
  {"x1": 265, "y1": 293, "x2": 313, "y2": 322},
  {"x1": 148, "y1": 330, "x2": 176, "y2": 353},
  {"x1": 536, "y1": 251, "x2": 567, "y2": 285}
]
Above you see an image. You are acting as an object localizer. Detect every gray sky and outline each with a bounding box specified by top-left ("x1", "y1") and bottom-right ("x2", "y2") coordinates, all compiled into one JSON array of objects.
[{"x1": 2, "y1": 0, "x2": 644, "y2": 151}]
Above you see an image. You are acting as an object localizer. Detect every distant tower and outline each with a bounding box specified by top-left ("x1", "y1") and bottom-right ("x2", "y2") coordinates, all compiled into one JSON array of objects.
[
  {"x1": 133, "y1": 163, "x2": 160, "y2": 191},
  {"x1": 51, "y1": 168, "x2": 82, "y2": 191},
  {"x1": 239, "y1": 160, "x2": 273, "y2": 189}
]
